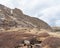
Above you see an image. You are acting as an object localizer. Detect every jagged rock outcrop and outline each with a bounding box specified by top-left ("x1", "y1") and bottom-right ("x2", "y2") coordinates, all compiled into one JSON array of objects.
[{"x1": 0, "y1": 4, "x2": 52, "y2": 31}]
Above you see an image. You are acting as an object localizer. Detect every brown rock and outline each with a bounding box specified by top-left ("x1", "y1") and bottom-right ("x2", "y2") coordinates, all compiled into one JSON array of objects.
[
  {"x1": 0, "y1": 32, "x2": 37, "y2": 48},
  {"x1": 36, "y1": 33, "x2": 50, "y2": 41},
  {"x1": 40, "y1": 37, "x2": 60, "y2": 48}
]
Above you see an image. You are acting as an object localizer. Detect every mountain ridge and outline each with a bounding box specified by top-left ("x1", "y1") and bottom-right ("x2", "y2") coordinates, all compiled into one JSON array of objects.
[{"x1": 0, "y1": 4, "x2": 52, "y2": 31}]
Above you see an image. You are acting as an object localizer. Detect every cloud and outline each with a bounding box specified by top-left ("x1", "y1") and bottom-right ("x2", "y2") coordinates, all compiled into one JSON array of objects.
[
  {"x1": 0, "y1": 0, "x2": 60, "y2": 26},
  {"x1": 39, "y1": 6, "x2": 60, "y2": 26}
]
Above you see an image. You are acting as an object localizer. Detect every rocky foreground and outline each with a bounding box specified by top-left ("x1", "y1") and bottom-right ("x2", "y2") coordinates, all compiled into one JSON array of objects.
[{"x1": 0, "y1": 30, "x2": 60, "y2": 48}]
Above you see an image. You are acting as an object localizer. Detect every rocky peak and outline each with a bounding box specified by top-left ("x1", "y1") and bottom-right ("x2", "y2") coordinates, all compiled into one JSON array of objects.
[{"x1": 13, "y1": 8, "x2": 23, "y2": 15}]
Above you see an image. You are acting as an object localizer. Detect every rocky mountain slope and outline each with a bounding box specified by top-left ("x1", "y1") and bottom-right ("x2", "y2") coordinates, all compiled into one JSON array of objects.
[{"x1": 0, "y1": 4, "x2": 52, "y2": 31}]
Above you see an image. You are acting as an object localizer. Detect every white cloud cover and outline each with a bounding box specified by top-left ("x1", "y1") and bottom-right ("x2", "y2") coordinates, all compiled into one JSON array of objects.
[
  {"x1": 0, "y1": 0, "x2": 60, "y2": 26},
  {"x1": 39, "y1": 6, "x2": 60, "y2": 26}
]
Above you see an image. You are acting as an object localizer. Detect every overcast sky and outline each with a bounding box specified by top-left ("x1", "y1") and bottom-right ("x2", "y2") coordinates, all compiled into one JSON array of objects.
[{"x1": 0, "y1": 0, "x2": 60, "y2": 27}]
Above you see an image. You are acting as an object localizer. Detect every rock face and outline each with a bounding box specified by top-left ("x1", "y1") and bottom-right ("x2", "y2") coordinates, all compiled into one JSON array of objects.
[
  {"x1": 0, "y1": 4, "x2": 52, "y2": 31},
  {"x1": 40, "y1": 37, "x2": 60, "y2": 48},
  {"x1": 0, "y1": 32, "x2": 37, "y2": 48}
]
